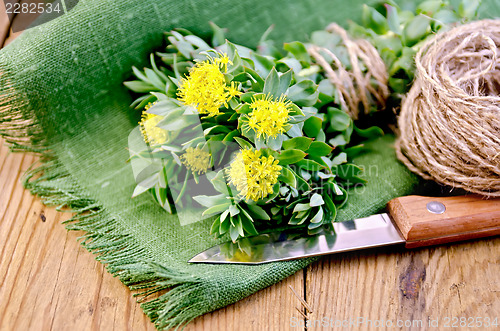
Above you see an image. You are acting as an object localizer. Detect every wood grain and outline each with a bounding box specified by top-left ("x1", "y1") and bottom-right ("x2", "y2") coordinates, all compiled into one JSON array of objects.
[
  {"x1": 0, "y1": 136, "x2": 306, "y2": 331},
  {"x1": 1, "y1": 10, "x2": 499, "y2": 331},
  {"x1": 388, "y1": 195, "x2": 500, "y2": 247},
  {"x1": 306, "y1": 239, "x2": 500, "y2": 331}
]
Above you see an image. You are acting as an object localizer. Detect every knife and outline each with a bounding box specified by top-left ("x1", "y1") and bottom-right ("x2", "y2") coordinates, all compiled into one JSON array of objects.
[{"x1": 189, "y1": 195, "x2": 500, "y2": 264}]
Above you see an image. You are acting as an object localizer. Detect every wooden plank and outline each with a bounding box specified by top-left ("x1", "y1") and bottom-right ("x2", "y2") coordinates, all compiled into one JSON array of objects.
[
  {"x1": 0, "y1": 139, "x2": 155, "y2": 330},
  {"x1": 0, "y1": 137, "x2": 305, "y2": 330},
  {"x1": 306, "y1": 239, "x2": 500, "y2": 330},
  {"x1": 0, "y1": 0, "x2": 19, "y2": 46},
  {"x1": 3, "y1": 0, "x2": 34, "y2": 46}
]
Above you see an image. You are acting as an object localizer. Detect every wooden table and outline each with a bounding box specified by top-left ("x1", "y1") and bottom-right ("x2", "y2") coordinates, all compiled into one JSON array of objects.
[{"x1": 1, "y1": 8, "x2": 499, "y2": 331}]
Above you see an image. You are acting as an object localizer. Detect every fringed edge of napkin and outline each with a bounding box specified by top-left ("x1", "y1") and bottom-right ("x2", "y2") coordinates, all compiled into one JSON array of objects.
[{"x1": 0, "y1": 66, "x2": 209, "y2": 330}]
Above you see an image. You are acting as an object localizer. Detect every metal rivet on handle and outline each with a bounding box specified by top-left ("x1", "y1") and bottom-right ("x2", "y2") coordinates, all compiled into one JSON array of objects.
[{"x1": 426, "y1": 201, "x2": 446, "y2": 214}]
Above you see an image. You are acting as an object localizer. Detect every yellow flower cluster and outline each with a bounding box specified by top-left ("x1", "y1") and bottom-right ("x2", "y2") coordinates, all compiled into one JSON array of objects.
[
  {"x1": 228, "y1": 149, "x2": 282, "y2": 201},
  {"x1": 248, "y1": 94, "x2": 291, "y2": 139},
  {"x1": 180, "y1": 147, "x2": 211, "y2": 174},
  {"x1": 177, "y1": 53, "x2": 241, "y2": 117},
  {"x1": 139, "y1": 102, "x2": 167, "y2": 146}
]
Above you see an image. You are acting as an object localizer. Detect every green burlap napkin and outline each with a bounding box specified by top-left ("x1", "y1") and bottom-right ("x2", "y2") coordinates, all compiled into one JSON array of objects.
[{"x1": 0, "y1": 0, "x2": 498, "y2": 329}]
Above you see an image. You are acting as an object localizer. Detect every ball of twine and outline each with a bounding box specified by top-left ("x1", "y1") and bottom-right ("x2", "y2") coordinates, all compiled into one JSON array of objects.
[
  {"x1": 307, "y1": 23, "x2": 389, "y2": 119},
  {"x1": 396, "y1": 20, "x2": 500, "y2": 197}
]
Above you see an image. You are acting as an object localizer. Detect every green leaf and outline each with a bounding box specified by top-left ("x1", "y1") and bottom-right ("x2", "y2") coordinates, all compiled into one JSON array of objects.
[
  {"x1": 147, "y1": 99, "x2": 182, "y2": 116},
  {"x1": 288, "y1": 104, "x2": 305, "y2": 117},
  {"x1": 132, "y1": 66, "x2": 149, "y2": 82},
  {"x1": 240, "y1": 123, "x2": 256, "y2": 141},
  {"x1": 210, "y1": 21, "x2": 226, "y2": 47},
  {"x1": 239, "y1": 92, "x2": 255, "y2": 104},
  {"x1": 362, "y1": 4, "x2": 389, "y2": 34},
  {"x1": 336, "y1": 164, "x2": 367, "y2": 183},
  {"x1": 210, "y1": 219, "x2": 220, "y2": 235},
  {"x1": 303, "y1": 116, "x2": 322, "y2": 138},
  {"x1": 203, "y1": 203, "x2": 231, "y2": 217},
  {"x1": 124, "y1": 80, "x2": 157, "y2": 93},
  {"x1": 144, "y1": 68, "x2": 167, "y2": 91},
  {"x1": 458, "y1": 0, "x2": 480, "y2": 19},
  {"x1": 403, "y1": 14, "x2": 431, "y2": 47},
  {"x1": 310, "y1": 207, "x2": 324, "y2": 223},
  {"x1": 267, "y1": 134, "x2": 284, "y2": 150},
  {"x1": 246, "y1": 204, "x2": 270, "y2": 221},
  {"x1": 417, "y1": 0, "x2": 443, "y2": 14},
  {"x1": 276, "y1": 149, "x2": 307, "y2": 165},
  {"x1": 282, "y1": 137, "x2": 313, "y2": 151},
  {"x1": 263, "y1": 67, "x2": 280, "y2": 97},
  {"x1": 220, "y1": 209, "x2": 229, "y2": 223},
  {"x1": 432, "y1": 9, "x2": 461, "y2": 25},
  {"x1": 132, "y1": 180, "x2": 156, "y2": 198},
  {"x1": 264, "y1": 183, "x2": 281, "y2": 202},
  {"x1": 289, "y1": 212, "x2": 309, "y2": 225},
  {"x1": 328, "y1": 108, "x2": 351, "y2": 131},
  {"x1": 322, "y1": 194, "x2": 337, "y2": 220},
  {"x1": 278, "y1": 167, "x2": 297, "y2": 188},
  {"x1": 223, "y1": 130, "x2": 239, "y2": 142},
  {"x1": 210, "y1": 170, "x2": 229, "y2": 194},
  {"x1": 308, "y1": 220, "x2": 324, "y2": 230},
  {"x1": 310, "y1": 193, "x2": 325, "y2": 207},
  {"x1": 203, "y1": 125, "x2": 231, "y2": 135},
  {"x1": 325, "y1": 181, "x2": 344, "y2": 196},
  {"x1": 253, "y1": 53, "x2": 275, "y2": 75},
  {"x1": 236, "y1": 216, "x2": 244, "y2": 237},
  {"x1": 354, "y1": 125, "x2": 384, "y2": 139},
  {"x1": 293, "y1": 203, "x2": 311, "y2": 213},
  {"x1": 229, "y1": 204, "x2": 240, "y2": 217},
  {"x1": 243, "y1": 67, "x2": 265, "y2": 91},
  {"x1": 331, "y1": 152, "x2": 347, "y2": 165},
  {"x1": 234, "y1": 136, "x2": 253, "y2": 149},
  {"x1": 287, "y1": 80, "x2": 318, "y2": 107},
  {"x1": 230, "y1": 220, "x2": 240, "y2": 242},
  {"x1": 220, "y1": 214, "x2": 230, "y2": 234},
  {"x1": 131, "y1": 94, "x2": 156, "y2": 110},
  {"x1": 284, "y1": 41, "x2": 311, "y2": 64},
  {"x1": 277, "y1": 70, "x2": 293, "y2": 97},
  {"x1": 308, "y1": 141, "x2": 334, "y2": 157},
  {"x1": 193, "y1": 194, "x2": 227, "y2": 208},
  {"x1": 278, "y1": 57, "x2": 302, "y2": 73},
  {"x1": 287, "y1": 123, "x2": 303, "y2": 138},
  {"x1": 184, "y1": 35, "x2": 211, "y2": 50},
  {"x1": 240, "y1": 216, "x2": 259, "y2": 236},
  {"x1": 161, "y1": 115, "x2": 198, "y2": 131},
  {"x1": 386, "y1": 5, "x2": 401, "y2": 34},
  {"x1": 296, "y1": 159, "x2": 325, "y2": 171},
  {"x1": 289, "y1": 168, "x2": 311, "y2": 191},
  {"x1": 389, "y1": 47, "x2": 416, "y2": 77}
]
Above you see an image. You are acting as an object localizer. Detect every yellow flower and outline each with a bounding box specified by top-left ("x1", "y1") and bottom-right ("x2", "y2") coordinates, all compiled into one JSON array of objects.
[
  {"x1": 139, "y1": 103, "x2": 167, "y2": 146},
  {"x1": 248, "y1": 94, "x2": 291, "y2": 139},
  {"x1": 227, "y1": 81, "x2": 242, "y2": 99},
  {"x1": 177, "y1": 53, "x2": 240, "y2": 117},
  {"x1": 228, "y1": 149, "x2": 282, "y2": 201},
  {"x1": 180, "y1": 147, "x2": 211, "y2": 175}
]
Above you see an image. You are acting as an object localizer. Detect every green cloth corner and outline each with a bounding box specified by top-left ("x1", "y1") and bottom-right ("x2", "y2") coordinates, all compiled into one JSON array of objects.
[{"x1": 0, "y1": 0, "x2": 498, "y2": 329}]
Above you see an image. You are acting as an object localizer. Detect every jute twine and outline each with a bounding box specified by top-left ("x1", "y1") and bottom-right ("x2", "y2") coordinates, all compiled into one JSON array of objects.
[
  {"x1": 307, "y1": 23, "x2": 389, "y2": 119},
  {"x1": 396, "y1": 20, "x2": 500, "y2": 197}
]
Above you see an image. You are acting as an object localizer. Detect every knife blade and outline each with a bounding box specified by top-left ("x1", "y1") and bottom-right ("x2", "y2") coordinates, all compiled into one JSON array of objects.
[{"x1": 189, "y1": 194, "x2": 500, "y2": 264}]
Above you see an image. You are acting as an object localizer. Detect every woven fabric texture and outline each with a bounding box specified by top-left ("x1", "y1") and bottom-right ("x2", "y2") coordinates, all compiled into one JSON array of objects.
[{"x1": 1, "y1": 0, "x2": 498, "y2": 329}]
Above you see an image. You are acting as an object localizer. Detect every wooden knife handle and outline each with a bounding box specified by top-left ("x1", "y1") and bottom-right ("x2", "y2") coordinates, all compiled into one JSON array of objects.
[{"x1": 387, "y1": 195, "x2": 500, "y2": 248}]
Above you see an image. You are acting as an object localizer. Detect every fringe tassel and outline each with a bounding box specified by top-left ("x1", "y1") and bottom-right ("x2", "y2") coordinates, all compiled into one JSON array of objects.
[{"x1": 0, "y1": 64, "x2": 206, "y2": 330}]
